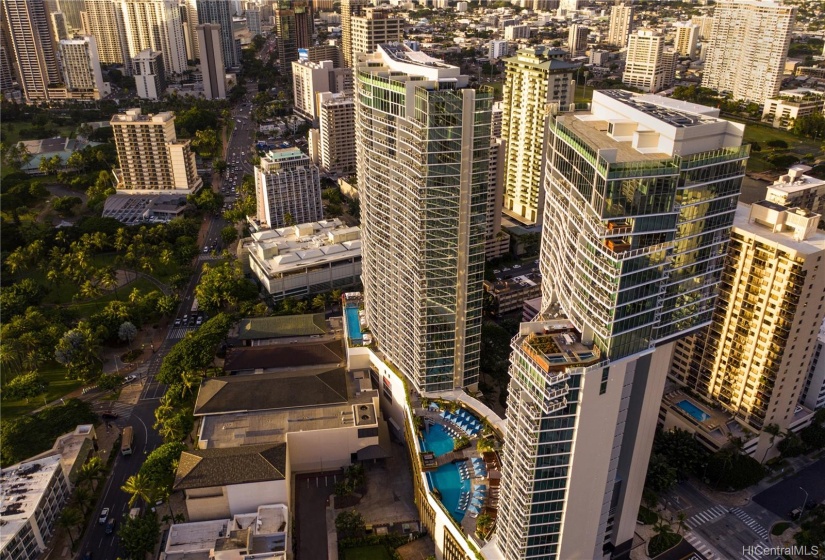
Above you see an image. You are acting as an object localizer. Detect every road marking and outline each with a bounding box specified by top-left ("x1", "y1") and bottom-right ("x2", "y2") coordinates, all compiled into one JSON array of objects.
[{"x1": 134, "y1": 414, "x2": 149, "y2": 454}]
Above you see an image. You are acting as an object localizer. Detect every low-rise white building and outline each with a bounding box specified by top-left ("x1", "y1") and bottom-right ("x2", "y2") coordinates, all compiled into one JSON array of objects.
[
  {"x1": 762, "y1": 89, "x2": 825, "y2": 129},
  {"x1": 0, "y1": 456, "x2": 71, "y2": 560},
  {"x1": 241, "y1": 219, "x2": 362, "y2": 301}
]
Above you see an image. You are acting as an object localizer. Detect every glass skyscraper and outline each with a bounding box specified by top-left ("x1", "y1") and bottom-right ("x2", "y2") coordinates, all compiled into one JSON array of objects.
[
  {"x1": 496, "y1": 90, "x2": 748, "y2": 560},
  {"x1": 355, "y1": 44, "x2": 491, "y2": 393}
]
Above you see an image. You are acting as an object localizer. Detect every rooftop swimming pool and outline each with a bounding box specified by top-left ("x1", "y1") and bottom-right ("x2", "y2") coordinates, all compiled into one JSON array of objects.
[
  {"x1": 677, "y1": 399, "x2": 710, "y2": 423},
  {"x1": 427, "y1": 464, "x2": 470, "y2": 523},
  {"x1": 421, "y1": 424, "x2": 454, "y2": 457},
  {"x1": 344, "y1": 305, "x2": 362, "y2": 343}
]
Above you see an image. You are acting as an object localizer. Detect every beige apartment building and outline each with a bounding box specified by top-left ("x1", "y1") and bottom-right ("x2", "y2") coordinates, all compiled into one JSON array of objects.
[
  {"x1": 317, "y1": 92, "x2": 356, "y2": 176},
  {"x1": 607, "y1": 2, "x2": 633, "y2": 47},
  {"x1": 254, "y1": 148, "x2": 323, "y2": 229},
  {"x1": 111, "y1": 109, "x2": 203, "y2": 193},
  {"x1": 291, "y1": 59, "x2": 352, "y2": 121},
  {"x1": 673, "y1": 21, "x2": 699, "y2": 58},
  {"x1": 82, "y1": 0, "x2": 130, "y2": 67},
  {"x1": 121, "y1": 0, "x2": 188, "y2": 75},
  {"x1": 669, "y1": 202, "x2": 825, "y2": 460},
  {"x1": 349, "y1": 7, "x2": 403, "y2": 67},
  {"x1": 59, "y1": 36, "x2": 107, "y2": 99},
  {"x1": 702, "y1": 0, "x2": 796, "y2": 103},
  {"x1": 622, "y1": 29, "x2": 666, "y2": 93},
  {"x1": 3, "y1": 0, "x2": 61, "y2": 102},
  {"x1": 340, "y1": 0, "x2": 364, "y2": 67},
  {"x1": 501, "y1": 47, "x2": 578, "y2": 224},
  {"x1": 765, "y1": 165, "x2": 825, "y2": 225}
]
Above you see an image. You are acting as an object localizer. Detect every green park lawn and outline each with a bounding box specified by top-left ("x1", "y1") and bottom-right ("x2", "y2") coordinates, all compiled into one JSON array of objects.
[
  {"x1": 0, "y1": 122, "x2": 77, "y2": 145},
  {"x1": 341, "y1": 545, "x2": 394, "y2": 560},
  {"x1": 1, "y1": 364, "x2": 82, "y2": 418}
]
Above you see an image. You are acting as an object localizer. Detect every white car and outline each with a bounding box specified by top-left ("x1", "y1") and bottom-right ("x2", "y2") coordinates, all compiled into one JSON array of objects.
[
  {"x1": 124, "y1": 375, "x2": 137, "y2": 383},
  {"x1": 99, "y1": 508, "x2": 110, "y2": 524}
]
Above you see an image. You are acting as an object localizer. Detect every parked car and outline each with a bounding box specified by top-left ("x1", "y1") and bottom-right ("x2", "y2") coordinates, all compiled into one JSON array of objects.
[{"x1": 124, "y1": 375, "x2": 137, "y2": 383}]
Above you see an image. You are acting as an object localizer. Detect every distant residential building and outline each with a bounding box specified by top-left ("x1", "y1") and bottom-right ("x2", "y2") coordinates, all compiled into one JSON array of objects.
[
  {"x1": 557, "y1": 0, "x2": 579, "y2": 13},
  {"x1": 197, "y1": 23, "x2": 226, "y2": 99},
  {"x1": 3, "y1": 0, "x2": 61, "y2": 102},
  {"x1": 340, "y1": 0, "x2": 365, "y2": 67},
  {"x1": 589, "y1": 49, "x2": 610, "y2": 66},
  {"x1": 622, "y1": 29, "x2": 666, "y2": 93},
  {"x1": 702, "y1": 0, "x2": 796, "y2": 104},
  {"x1": 291, "y1": 59, "x2": 352, "y2": 121},
  {"x1": 58, "y1": 36, "x2": 106, "y2": 99},
  {"x1": 111, "y1": 108, "x2": 203, "y2": 193},
  {"x1": 275, "y1": 0, "x2": 313, "y2": 76},
  {"x1": 607, "y1": 2, "x2": 634, "y2": 47},
  {"x1": 132, "y1": 48, "x2": 166, "y2": 99},
  {"x1": 502, "y1": 46, "x2": 578, "y2": 224},
  {"x1": 483, "y1": 272, "x2": 541, "y2": 316},
  {"x1": 317, "y1": 92, "x2": 356, "y2": 175},
  {"x1": 83, "y1": 0, "x2": 130, "y2": 67},
  {"x1": 121, "y1": 0, "x2": 188, "y2": 75},
  {"x1": 51, "y1": 12, "x2": 71, "y2": 41},
  {"x1": 673, "y1": 21, "x2": 699, "y2": 58},
  {"x1": 486, "y1": 137, "x2": 509, "y2": 260},
  {"x1": 504, "y1": 24, "x2": 530, "y2": 41},
  {"x1": 661, "y1": 48, "x2": 678, "y2": 89},
  {"x1": 254, "y1": 148, "x2": 323, "y2": 229},
  {"x1": 349, "y1": 7, "x2": 403, "y2": 66},
  {"x1": 57, "y1": 0, "x2": 85, "y2": 32},
  {"x1": 488, "y1": 39, "x2": 508, "y2": 60},
  {"x1": 246, "y1": 4, "x2": 262, "y2": 36},
  {"x1": 762, "y1": 89, "x2": 825, "y2": 129},
  {"x1": 567, "y1": 24, "x2": 588, "y2": 55},
  {"x1": 196, "y1": 0, "x2": 239, "y2": 68},
  {"x1": 306, "y1": 44, "x2": 343, "y2": 67},
  {"x1": 691, "y1": 14, "x2": 713, "y2": 40},
  {"x1": 242, "y1": 220, "x2": 361, "y2": 299}
]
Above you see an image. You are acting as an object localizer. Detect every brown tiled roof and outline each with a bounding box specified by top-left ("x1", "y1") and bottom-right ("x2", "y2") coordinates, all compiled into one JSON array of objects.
[{"x1": 173, "y1": 444, "x2": 287, "y2": 490}]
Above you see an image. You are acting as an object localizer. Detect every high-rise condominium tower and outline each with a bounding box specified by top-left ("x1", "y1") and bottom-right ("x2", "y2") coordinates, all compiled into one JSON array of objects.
[
  {"x1": 669, "y1": 202, "x2": 825, "y2": 460},
  {"x1": 355, "y1": 44, "x2": 492, "y2": 392},
  {"x1": 349, "y1": 7, "x2": 402, "y2": 69},
  {"x1": 607, "y1": 2, "x2": 633, "y2": 47},
  {"x1": 3, "y1": 0, "x2": 60, "y2": 102},
  {"x1": 83, "y1": 0, "x2": 130, "y2": 67},
  {"x1": 340, "y1": 0, "x2": 364, "y2": 67},
  {"x1": 673, "y1": 22, "x2": 699, "y2": 58},
  {"x1": 121, "y1": 0, "x2": 187, "y2": 75},
  {"x1": 59, "y1": 35, "x2": 105, "y2": 98},
  {"x1": 317, "y1": 91, "x2": 356, "y2": 176},
  {"x1": 496, "y1": 90, "x2": 747, "y2": 560},
  {"x1": 51, "y1": 12, "x2": 71, "y2": 41},
  {"x1": 197, "y1": 23, "x2": 226, "y2": 99},
  {"x1": 702, "y1": 0, "x2": 796, "y2": 104},
  {"x1": 275, "y1": 0, "x2": 312, "y2": 76},
  {"x1": 111, "y1": 108, "x2": 203, "y2": 193},
  {"x1": 196, "y1": 0, "x2": 238, "y2": 67},
  {"x1": 567, "y1": 24, "x2": 588, "y2": 55},
  {"x1": 254, "y1": 148, "x2": 323, "y2": 228},
  {"x1": 501, "y1": 47, "x2": 578, "y2": 225},
  {"x1": 132, "y1": 48, "x2": 166, "y2": 99},
  {"x1": 622, "y1": 29, "x2": 665, "y2": 93}
]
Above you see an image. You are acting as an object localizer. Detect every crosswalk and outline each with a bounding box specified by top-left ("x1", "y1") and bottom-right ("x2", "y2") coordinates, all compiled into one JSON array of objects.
[
  {"x1": 95, "y1": 400, "x2": 136, "y2": 423},
  {"x1": 168, "y1": 326, "x2": 197, "y2": 339},
  {"x1": 730, "y1": 508, "x2": 770, "y2": 540},
  {"x1": 686, "y1": 505, "x2": 728, "y2": 529},
  {"x1": 685, "y1": 532, "x2": 717, "y2": 559}
]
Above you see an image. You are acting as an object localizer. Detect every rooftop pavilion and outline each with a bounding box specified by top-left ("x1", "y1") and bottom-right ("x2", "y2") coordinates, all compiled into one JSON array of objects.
[{"x1": 516, "y1": 320, "x2": 602, "y2": 373}]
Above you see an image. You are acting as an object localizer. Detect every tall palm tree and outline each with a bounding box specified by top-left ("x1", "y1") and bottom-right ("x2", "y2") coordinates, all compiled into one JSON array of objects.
[
  {"x1": 76, "y1": 457, "x2": 105, "y2": 490},
  {"x1": 761, "y1": 423, "x2": 781, "y2": 464},
  {"x1": 676, "y1": 511, "x2": 687, "y2": 535},
  {"x1": 72, "y1": 486, "x2": 94, "y2": 516},
  {"x1": 122, "y1": 473, "x2": 157, "y2": 508},
  {"x1": 179, "y1": 370, "x2": 202, "y2": 398},
  {"x1": 57, "y1": 507, "x2": 83, "y2": 547},
  {"x1": 652, "y1": 519, "x2": 674, "y2": 540}
]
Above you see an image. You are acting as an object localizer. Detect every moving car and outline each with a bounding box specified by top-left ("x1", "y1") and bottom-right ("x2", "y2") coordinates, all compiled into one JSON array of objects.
[
  {"x1": 105, "y1": 518, "x2": 116, "y2": 535},
  {"x1": 124, "y1": 374, "x2": 137, "y2": 383},
  {"x1": 101, "y1": 411, "x2": 119, "y2": 420},
  {"x1": 99, "y1": 508, "x2": 110, "y2": 524}
]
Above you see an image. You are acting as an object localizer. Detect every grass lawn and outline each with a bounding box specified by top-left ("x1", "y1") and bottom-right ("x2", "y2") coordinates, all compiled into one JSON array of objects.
[
  {"x1": 1, "y1": 363, "x2": 82, "y2": 418},
  {"x1": 341, "y1": 545, "x2": 393, "y2": 560},
  {"x1": 722, "y1": 117, "x2": 825, "y2": 173},
  {"x1": 574, "y1": 84, "x2": 595, "y2": 104},
  {"x1": 64, "y1": 277, "x2": 157, "y2": 316},
  {"x1": 0, "y1": 122, "x2": 77, "y2": 145}
]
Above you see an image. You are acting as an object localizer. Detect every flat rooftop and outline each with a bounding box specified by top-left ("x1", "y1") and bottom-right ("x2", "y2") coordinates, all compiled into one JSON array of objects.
[
  {"x1": 599, "y1": 90, "x2": 722, "y2": 128},
  {"x1": 223, "y1": 340, "x2": 344, "y2": 372},
  {"x1": 736, "y1": 203, "x2": 825, "y2": 254},
  {"x1": 0, "y1": 455, "x2": 63, "y2": 549},
  {"x1": 236, "y1": 314, "x2": 327, "y2": 340},
  {"x1": 557, "y1": 114, "x2": 671, "y2": 163},
  {"x1": 165, "y1": 519, "x2": 230, "y2": 556},
  {"x1": 767, "y1": 166, "x2": 825, "y2": 195}
]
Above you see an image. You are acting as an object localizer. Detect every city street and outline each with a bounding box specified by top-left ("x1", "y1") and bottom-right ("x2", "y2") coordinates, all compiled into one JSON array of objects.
[{"x1": 753, "y1": 458, "x2": 825, "y2": 517}]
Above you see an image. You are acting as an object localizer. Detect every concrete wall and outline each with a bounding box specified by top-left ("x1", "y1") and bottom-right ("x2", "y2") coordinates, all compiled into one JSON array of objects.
[
  {"x1": 185, "y1": 487, "x2": 230, "y2": 521},
  {"x1": 287, "y1": 423, "x2": 378, "y2": 473},
  {"x1": 227, "y1": 480, "x2": 288, "y2": 516}
]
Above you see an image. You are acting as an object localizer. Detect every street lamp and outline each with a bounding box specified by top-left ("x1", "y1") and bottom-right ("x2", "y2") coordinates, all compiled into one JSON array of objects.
[{"x1": 799, "y1": 486, "x2": 808, "y2": 515}]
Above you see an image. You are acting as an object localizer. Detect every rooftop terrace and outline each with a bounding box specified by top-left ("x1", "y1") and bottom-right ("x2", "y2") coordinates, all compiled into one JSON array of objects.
[{"x1": 518, "y1": 320, "x2": 601, "y2": 373}]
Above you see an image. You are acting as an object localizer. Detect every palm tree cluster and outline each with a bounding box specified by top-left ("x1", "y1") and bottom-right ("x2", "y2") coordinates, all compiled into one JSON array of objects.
[{"x1": 56, "y1": 457, "x2": 105, "y2": 549}]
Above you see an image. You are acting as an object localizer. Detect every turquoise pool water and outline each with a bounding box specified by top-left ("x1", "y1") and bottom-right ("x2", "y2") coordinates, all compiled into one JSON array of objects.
[
  {"x1": 428, "y1": 464, "x2": 470, "y2": 523},
  {"x1": 344, "y1": 305, "x2": 362, "y2": 342},
  {"x1": 677, "y1": 399, "x2": 710, "y2": 422},
  {"x1": 421, "y1": 424, "x2": 454, "y2": 457}
]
